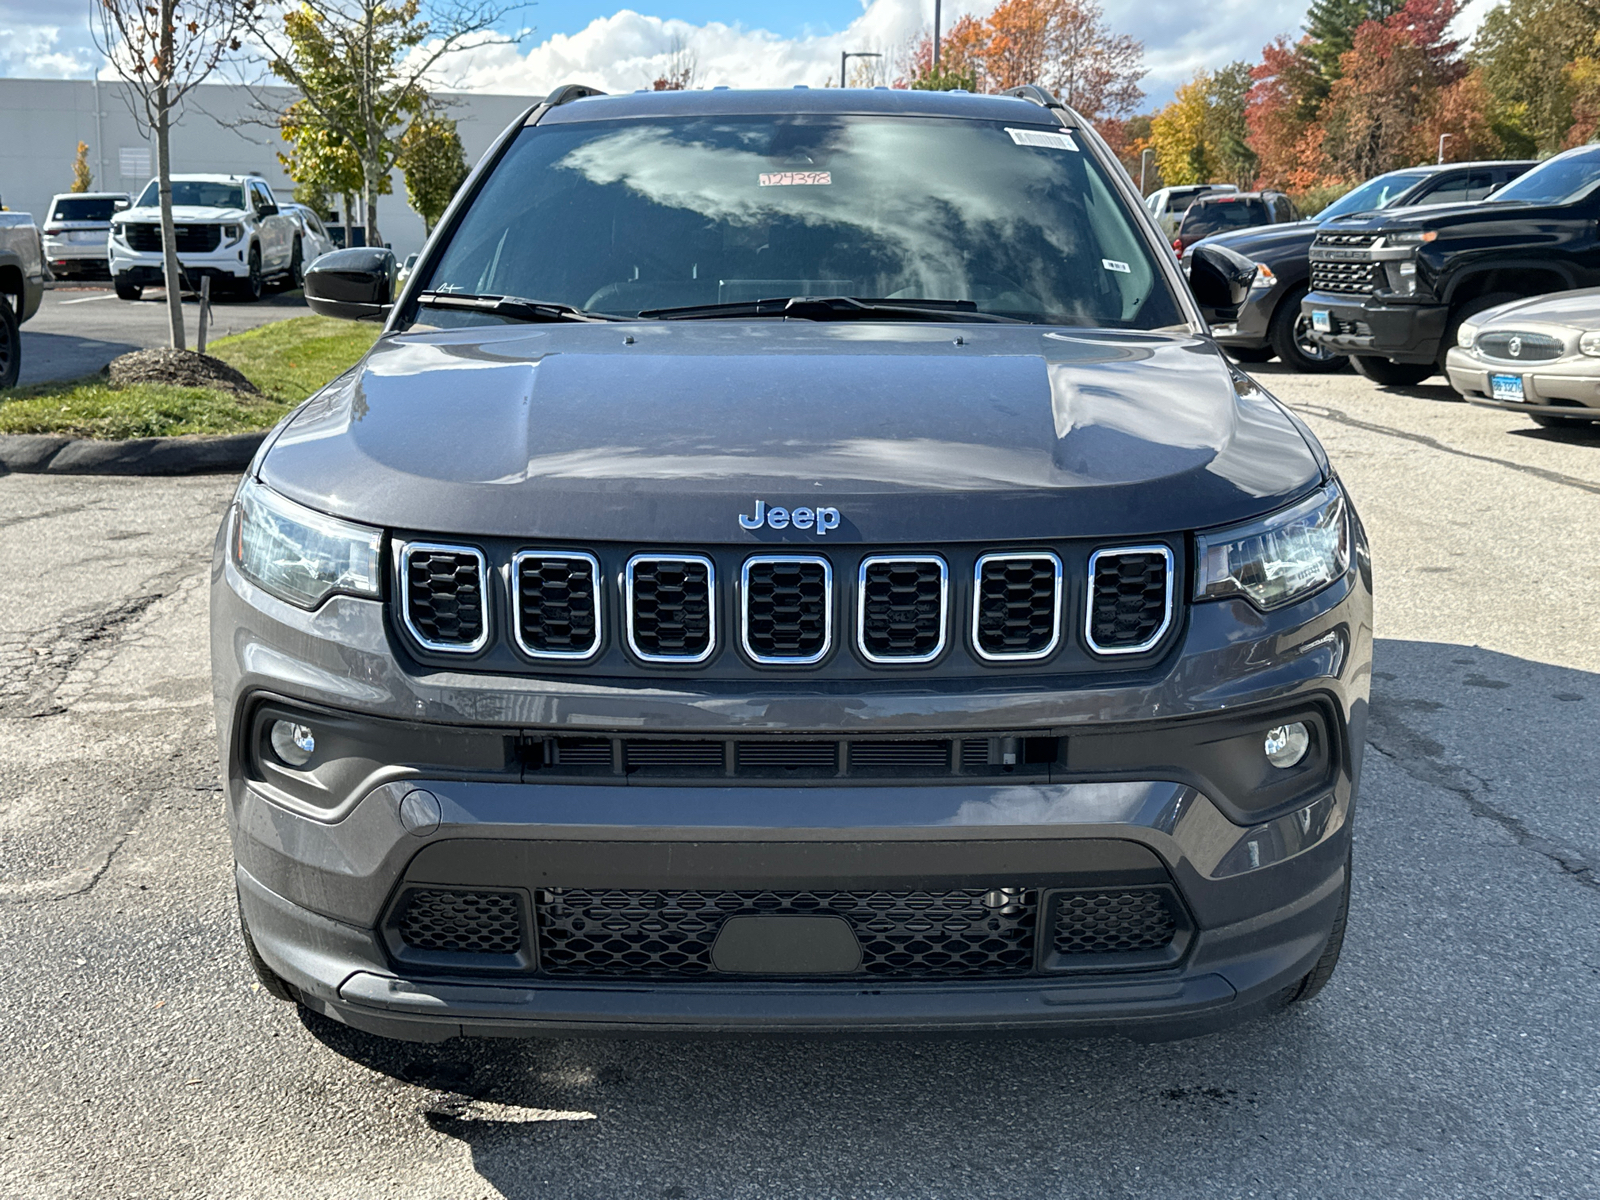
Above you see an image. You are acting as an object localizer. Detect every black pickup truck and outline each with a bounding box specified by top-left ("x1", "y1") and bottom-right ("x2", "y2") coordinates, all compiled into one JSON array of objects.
[{"x1": 1302, "y1": 144, "x2": 1600, "y2": 385}]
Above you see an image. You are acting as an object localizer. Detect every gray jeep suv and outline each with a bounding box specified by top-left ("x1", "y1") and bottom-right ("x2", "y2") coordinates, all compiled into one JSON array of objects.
[{"x1": 213, "y1": 85, "x2": 1371, "y2": 1043}]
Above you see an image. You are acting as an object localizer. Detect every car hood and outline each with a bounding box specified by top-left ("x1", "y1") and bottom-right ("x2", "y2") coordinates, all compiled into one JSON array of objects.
[
  {"x1": 1192, "y1": 220, "x2": 1318, "y2": 258},
  {"x1": 1473, "y1": 286, "x2": 1600, "y2": 329},
  {"x1": 113, "y1": 205, "x2": 247, "y2": 223},
  {"x1": 260, "y1": 322, "x2": 1325, "y2": 543}
]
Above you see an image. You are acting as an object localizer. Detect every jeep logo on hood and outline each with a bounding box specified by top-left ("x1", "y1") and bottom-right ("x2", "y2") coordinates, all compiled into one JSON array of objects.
[{"x1": 739, "y1": 500, "x2": 841, "y2": 535}]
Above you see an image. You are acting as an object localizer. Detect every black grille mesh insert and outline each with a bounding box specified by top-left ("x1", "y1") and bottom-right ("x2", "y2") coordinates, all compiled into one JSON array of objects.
[
  {"x1": 860, "y1": 559, "x2": 945, "y2": 660},
  {"x1": 123, "y1": 223, "x2": 222, "y2": 253},
  {"x1": 629, "y1": 558, "x2": 712, "y2": 659},
  {"x1": 405, "y1": 548, "x2": 485, "y2": 647},
  {"x1": 744, "y1": 559, "x2": 829, "y2": 660},
  {"x1": 536, "y1": 888, "x2": 1038, "y2": 979},
  {"x1": 1310, "y1": 260, "x2": 1379, "y2": 295},
  {"x1": 975, "y1": 556, "x2": 1058, "y2": 657},
  {"x1": 625, "y1": 741, "x2": 726, "y2": 770},
  {"x1": 849, "y1": 741, "x2": 951, "y2": 771},
  {"x1": 1052, "y1": 890, "x2": 1177, "y2": 956},
  {"x1": 1088, "y1": 550, "x2": 1169, "y2": 652},
  {"x1": 516, "y1": 555, "x2": 598, "y2": 656},
  {"x1": 399, "y1": 890, "x2": 522, "y2": 955},
  {"x1": 736, "y1": 742, "x2": 838, "y2": 771}
]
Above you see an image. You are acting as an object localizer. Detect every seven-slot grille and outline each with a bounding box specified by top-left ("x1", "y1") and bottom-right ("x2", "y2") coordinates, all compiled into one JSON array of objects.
[
  {"x1": 1086, "y1": 546, "x2": 1173, "y2": 655},
  {"x1": 972, "y1": 553, "x2": 1062, "y2": 661},
  {"x1": 122, "y1": 223, "x2": 223, "y2": 253},
  {"x1": 741, "y1": 556, "x2": 832, "y2": 663},
  {"x1": 514, "y1": 551, "x2": 600, "y2": 659},
  {"x1": 626, "y1": 555, "x2": 715, "y2": 663},
  {"x1": 401, "y1": 543, "x2": 488, "y2": 652},
  {"x1": 397, "y1": 544, "x2": 1180, "y2": 665},
  {"x1": 1475, "y1": 330, "x2": 1565, "y2": 362},
  {"x1": 858, "y1": 556, "x2": 947, "y2": 663}
]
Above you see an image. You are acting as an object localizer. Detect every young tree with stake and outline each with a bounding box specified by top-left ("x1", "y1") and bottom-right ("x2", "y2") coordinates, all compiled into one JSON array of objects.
[{"x1": 94, "y1": 0, "x2": 245, "y2": 350}]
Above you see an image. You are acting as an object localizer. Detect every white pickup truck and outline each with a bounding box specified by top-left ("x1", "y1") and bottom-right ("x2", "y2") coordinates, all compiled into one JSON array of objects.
[
  {"x1": 0, "y1": 208, "x2": 48, "y2": 389},
  {"x1": 108, "y1": 174, "x2": 301, "y2": 302}
]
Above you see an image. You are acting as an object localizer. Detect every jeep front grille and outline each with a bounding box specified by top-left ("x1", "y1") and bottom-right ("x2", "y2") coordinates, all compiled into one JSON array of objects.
[
  {"x1": 514, "y1": 551, "x2": 600, "y2": 660},
  {"x1": 626, "y1": 555, "x2": 715, "y2": 663},
  {"x1": 973, "y1": 553, "x2": 1062, "y2": 661},
  {"x1": 857, "y1": 556, "x2": 947, "y2": 663},
  {"x1": 400, "y1": 542, "x2": 488, "y2": 652},
  {"x1": 535, "y1": 887, "x2": 1039, "y2": 979},
  {"x1": 741, "y1": 556, "x2": 831, "y2": 664},
  {"x1": 1086, "y1": 546, "x2": 1173, "y2": 655}
]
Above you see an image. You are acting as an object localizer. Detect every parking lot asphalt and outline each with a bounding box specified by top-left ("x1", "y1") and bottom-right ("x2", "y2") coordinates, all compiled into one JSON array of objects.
[
  {"x1": 18, "y1": 284, "x2": 309, "y2": 385},
  {"x1": 0, "y1": 363, "x2": 1597, "y2": 1199}
]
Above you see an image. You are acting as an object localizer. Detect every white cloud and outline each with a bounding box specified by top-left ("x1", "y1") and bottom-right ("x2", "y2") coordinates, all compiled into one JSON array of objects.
[{"x1": 0, "y1": 21, "x2": 98, "y2": 78}]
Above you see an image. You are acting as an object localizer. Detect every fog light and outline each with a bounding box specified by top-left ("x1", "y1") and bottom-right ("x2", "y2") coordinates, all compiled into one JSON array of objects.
[
  {"x1": 270, "y1": 720, "x2": 315, "y2": 766},
  {"x1": 1264, "y1": 723, "x2": 1309, "y2": 768}
]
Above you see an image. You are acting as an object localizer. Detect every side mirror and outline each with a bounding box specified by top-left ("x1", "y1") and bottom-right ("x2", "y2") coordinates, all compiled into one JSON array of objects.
[
  {"x1": 114, "y1": 198, "x2": 130, "y2": 211},
  {"x1": 1188, "y1": 242, "x2": 1257, "y2": 323},
  {"x1": 303, "y1": 246, "x2": 396, "y2": 321},
  {"x1": 259, "y1": 203, "x2": 279, "y2": 218}
]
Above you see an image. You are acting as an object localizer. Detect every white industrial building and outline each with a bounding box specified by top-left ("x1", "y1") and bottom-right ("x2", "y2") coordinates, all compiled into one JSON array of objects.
[{"x1": 0, "y1": 78, "x2": 537, "y2": 256}]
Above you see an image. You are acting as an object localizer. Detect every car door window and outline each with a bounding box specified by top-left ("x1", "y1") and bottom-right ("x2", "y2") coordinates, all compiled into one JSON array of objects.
[
  {"x1": 1461, "y1": 171, "x2": 1497, "y2": 201},
  {"x1": 251, "y1": 183, "x2": 273, "y2": 214},
  {"x1": 1416, "y1": 172, "x2": 1493, "y2": 205}
]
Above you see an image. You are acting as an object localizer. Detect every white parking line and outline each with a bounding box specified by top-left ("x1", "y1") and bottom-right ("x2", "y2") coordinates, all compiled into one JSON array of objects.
[{"x1": 58, "y1": 293, "x2": 119, "y2": 304}]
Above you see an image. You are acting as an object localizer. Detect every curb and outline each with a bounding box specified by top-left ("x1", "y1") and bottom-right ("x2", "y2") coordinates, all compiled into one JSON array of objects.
[{"x1": 0, "y1": 431, "x2": 265, "y2": 476}]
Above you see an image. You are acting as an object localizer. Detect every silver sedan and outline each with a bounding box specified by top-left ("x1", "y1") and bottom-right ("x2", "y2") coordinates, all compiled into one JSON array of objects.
[{"x1": 1445, "y1": 289, "x2": 1600, "y2": 427}]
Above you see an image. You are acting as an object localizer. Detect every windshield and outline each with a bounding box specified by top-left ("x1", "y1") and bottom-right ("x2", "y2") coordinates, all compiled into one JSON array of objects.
[
  {"x1": 1178, "y1": 198, "x2": 1269, "y2": 239},
  {"x1": 50, "y1": 197, "x2": 121, "y2": 222},
  {"x1": 1317, "y1": 171, "x2": 1429, "y2": 220},
  {"x1": 134, "y1": 180, "x2": 245, "y2": 210},
  {"x1": 1492, "y1": 147, "x2": 1600, "y2": 205},
  {"x1": 418, "y1": 115, "x2": 1183, "y2": 328}
]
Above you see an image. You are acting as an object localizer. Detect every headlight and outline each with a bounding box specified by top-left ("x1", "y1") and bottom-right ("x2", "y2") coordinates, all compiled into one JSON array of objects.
[
  {"x1": 1457, "y1": 323, "x2": 1479, "y2": 351},
  {"x1": 110, "y1": 225, "x2": 128, "y2": 244},
  {"x1": 1579, "y1": 331, "x2": 1600, "y2": 358},
  {"x1": 232, "y1": 477, "x2": 382, "y2": 609},
  {"x1": 222, "y1": 224, "x2": 242, "y2": 245},
  {"x1": 1196, "y1": 483, "x2": 1350, "y2": 611},
  {"x1": 1250, "y1": 263, "x2": 1277, "y2": 290},
  {"x1": 1383, "y1": 229, "x2": 1436, "y2": 246}
]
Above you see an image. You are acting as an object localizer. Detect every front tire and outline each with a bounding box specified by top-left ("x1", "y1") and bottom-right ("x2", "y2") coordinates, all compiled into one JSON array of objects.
[
  {"x1": 1287, "y1": 849, "x2": 1351, "y2": 1005},
  {"x1": 114, "y1": 274, "x2": 142, "y2": 301},
  {"x1": 235, "y1": 245, "x2": 263, "y2": 302},
  {"x1": 1351, "y1": 356, "x2": 1434, "y2": 387},
  {"x1": 0, "y1": 295, "x2": 19, "y2": 390},
  {"x1": 1271, "y1": 287, "x2": 1348, "y2": 373}
]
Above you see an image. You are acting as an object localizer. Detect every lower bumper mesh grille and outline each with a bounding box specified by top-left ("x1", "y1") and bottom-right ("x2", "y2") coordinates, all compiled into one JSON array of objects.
[
  {"x1": 535, "y1": 888, "x2": 1039, "y2": 979},
  {"x1": 1051, "y1": 889, "x2": 1177, "y2": 956},
  {"x1": 399, "y1": 890, "x2": 522, "y2": 955}
]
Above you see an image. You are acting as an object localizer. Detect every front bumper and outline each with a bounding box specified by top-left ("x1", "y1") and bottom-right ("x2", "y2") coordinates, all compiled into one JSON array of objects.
[
  {"x1": 110, "y1": 243, "x2": 249, "y2": 283},
  {"x1": 1302, "y1": 292, "x2": 1446, "y2": 364},
  {"x1": 215, "y1": 518, "x2": 1372, "y2": 1041},
  {"x1": 1444, "y1": 347, "x2": 1600, "y2": 416},
  {"x1": 1212, "y1": 283, "x2": 1280, "y2": 349}
]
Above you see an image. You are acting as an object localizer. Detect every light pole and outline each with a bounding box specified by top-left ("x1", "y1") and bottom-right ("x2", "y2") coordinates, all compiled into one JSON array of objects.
[
  {"x1": 1437, "y1": 133, "x2": 1452, "y2": 164},
  {"x1": 934, "y1": 0, "x2": 942, "y2": 71},
  {"x1": 1140, "y1": 148, "x2": 1154, "y2": 195},
  {"x1": 841, "y1": 51, "x2": 883, "y2": 89}
]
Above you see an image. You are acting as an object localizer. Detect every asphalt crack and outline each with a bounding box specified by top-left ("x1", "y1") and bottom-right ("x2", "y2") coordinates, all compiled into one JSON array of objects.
[
  {"x1": 1289, "y1": 402, "x2": 1600, "y2": 497},
  {"x1": 1367, "y1": 700, "x2": 1599, "y2": 894}
]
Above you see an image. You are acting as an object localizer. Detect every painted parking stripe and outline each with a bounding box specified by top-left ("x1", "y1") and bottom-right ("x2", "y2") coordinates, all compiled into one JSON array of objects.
[{"x1": 59, "y1": 293, "x2": 120, "y2": 304}]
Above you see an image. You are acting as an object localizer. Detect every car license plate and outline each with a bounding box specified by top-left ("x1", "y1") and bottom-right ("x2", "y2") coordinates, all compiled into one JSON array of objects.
[
  {"x1": 1311, "y1": 310, "x2": 1331, "y2": 333},
  {"x1": 1490, "y1": 374, "x2": 1525, "y2": 402}
]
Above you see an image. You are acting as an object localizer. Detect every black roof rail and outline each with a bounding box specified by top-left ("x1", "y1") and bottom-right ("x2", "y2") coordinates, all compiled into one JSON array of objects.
[
  {"x1": 543, "y1": 83, "x2": 607, "y2": 107},
  {"x1": 1002, "y1": 85, "x2": 1063, "y2": 109}
]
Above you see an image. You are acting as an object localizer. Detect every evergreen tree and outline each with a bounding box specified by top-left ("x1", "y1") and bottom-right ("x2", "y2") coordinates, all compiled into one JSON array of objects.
[{"x1": 1304, "y1": 0, "x2": 1403, "y2": 82}]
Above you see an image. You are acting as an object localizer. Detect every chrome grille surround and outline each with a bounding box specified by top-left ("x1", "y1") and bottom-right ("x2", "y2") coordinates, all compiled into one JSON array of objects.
[
  {"x1": 511, "y1": 550, "x2": 602, "y2": 661},
  {"x1": 1475, "y1": 330, "x2": 1566, "y2": 363},
  {"x1": 1083, "y1": 544, "x2": 1174, "y2": 657},
  {"x1": 856, "y1": 555, "x2": 949, "y2": 665},
  {"x1": 398, "y1": 540, "x2": 490, "y2": 654},
  {"x1": 624, "y1": 553, "x2": 717, "y2": 664},
  {"x1": 740, "y1": 554, "x2": 833, "y2": 665},
  {"x1": 970, "y1": 552, "x2": 1063, "y2": 662}
]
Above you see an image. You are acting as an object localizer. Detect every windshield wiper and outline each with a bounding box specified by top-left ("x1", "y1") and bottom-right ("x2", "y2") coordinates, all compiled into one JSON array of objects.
[
  {"x1": 638, "y1": 296, "x2": 1033, "y2": 323},
  {"x1": 417, "y1": 291, "x2": 622, "y2": 323}
]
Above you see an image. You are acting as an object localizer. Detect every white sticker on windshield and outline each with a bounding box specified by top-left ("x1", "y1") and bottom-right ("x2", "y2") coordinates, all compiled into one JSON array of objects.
[
  {"x1": 1102, "y1": 259, "x2": 1131, "y2": 274},
  {"x1": 1006, "y1": 127, "x2": 1079, "y2": 151},
  {"x1": 760, "y1": 171, "x2": 832, "y2": 186}
]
